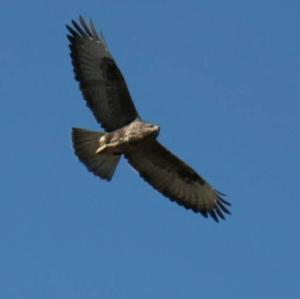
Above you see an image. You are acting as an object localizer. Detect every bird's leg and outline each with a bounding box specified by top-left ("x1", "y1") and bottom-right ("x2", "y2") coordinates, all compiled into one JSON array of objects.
[
  {"x1": 95, "y1": 134, "x2": 121, "y2": 154},
  {"x1": 95, "y1": 134, "x2": 109, "y2": 154},
  {"x1": 95, "y1": 145, "x2": 107, "y2": 154}
]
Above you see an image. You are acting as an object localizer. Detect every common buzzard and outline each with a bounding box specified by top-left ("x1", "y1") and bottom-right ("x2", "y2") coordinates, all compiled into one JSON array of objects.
[{"x1": 67, "y1": 17, "x2": 231, "y2": 222}]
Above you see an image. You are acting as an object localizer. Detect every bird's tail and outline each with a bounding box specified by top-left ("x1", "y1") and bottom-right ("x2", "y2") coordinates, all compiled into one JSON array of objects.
[{"x1": 72, "y1": 128, "x2": 121, "y2": 181}]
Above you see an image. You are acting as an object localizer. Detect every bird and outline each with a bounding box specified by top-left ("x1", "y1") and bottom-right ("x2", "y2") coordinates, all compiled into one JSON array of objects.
[{"x1": 66, "y1": 16, "x2": 231, "y2": 222}]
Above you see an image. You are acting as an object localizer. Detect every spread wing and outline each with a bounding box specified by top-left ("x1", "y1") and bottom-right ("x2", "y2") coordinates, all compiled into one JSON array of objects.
[
  {"x1": 67, "y1": 16, "x2": 139, "y2": 132},
  {"x1": 125, "y1": 140, "x2": 231, "y2": 222}
]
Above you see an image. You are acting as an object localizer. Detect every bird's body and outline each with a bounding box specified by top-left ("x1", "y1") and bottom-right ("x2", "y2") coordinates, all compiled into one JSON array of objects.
[
  {"x1": 67, "y1": 17, "x2": 231, "y2": 222},
  {"x1": 95, "y1": 119, "x2": 159, "y2": 155}
]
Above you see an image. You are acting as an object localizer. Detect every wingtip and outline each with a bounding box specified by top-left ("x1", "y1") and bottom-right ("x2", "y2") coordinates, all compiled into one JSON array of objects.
[
  {"x1": 79, "y1": 15, "x2": 85, "y2": 23},
  {"x1": 208, "y1": 210, "x2": 219, "y2": 222},
  {"x1": 216, "y1": 198, "x2": 231, "y2": 216},
  {"x1": 206, "y1": 191, "x2": 231, "y2": 222},
  {"x1": 66, "y1": 16, "x2": 102, "y2": 42}
]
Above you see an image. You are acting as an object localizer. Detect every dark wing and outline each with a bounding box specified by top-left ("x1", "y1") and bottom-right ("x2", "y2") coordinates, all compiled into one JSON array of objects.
[
  {"x1": 125, "y1": 140, "x2": 231, "y2": 222},
  {"x1": 67, "y1": 16, "x2": 139, "y2": 132}
]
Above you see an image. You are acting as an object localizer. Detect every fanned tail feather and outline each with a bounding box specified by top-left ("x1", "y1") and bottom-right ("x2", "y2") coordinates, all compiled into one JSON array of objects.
[{"x1": 72, "y1": 128, "x2": 121, "y2": 181}]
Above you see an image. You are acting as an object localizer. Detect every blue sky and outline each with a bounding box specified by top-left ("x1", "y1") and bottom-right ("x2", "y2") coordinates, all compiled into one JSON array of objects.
[{"x1": 1, "y1": 1, "x2": 299, "y2": 298}]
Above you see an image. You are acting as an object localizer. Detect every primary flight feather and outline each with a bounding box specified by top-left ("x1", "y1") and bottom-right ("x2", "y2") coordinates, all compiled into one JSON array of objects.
[{"x1": 67, "y1": 16, "x2": 231, "y2": 222}]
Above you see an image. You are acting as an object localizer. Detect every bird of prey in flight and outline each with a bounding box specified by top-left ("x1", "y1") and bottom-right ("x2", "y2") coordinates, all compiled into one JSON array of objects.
[{"x1": 67, "y1": 16, "x2": 231, "y2": 222}]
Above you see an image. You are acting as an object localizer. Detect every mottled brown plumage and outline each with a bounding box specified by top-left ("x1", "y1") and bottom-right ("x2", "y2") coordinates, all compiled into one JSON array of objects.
[{"x1": 67, "y1": 16, "x2": 231, "y2": 222}]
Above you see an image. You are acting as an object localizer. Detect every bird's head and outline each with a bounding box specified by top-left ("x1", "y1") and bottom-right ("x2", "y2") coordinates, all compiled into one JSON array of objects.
[{"x1": 145, "y1": 123, "x2": 160, "y2": 137}]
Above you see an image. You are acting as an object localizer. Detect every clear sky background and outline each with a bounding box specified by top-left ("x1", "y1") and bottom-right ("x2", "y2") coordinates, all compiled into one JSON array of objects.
[{"x1": 1, "y1": 1, "x2": 299, "y2": 298}]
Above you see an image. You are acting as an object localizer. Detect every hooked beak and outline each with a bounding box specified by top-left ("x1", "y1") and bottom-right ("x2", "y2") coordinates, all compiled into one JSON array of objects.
[{"x1": 153, "y1": 125, "x2": 160, "y2": 134}]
